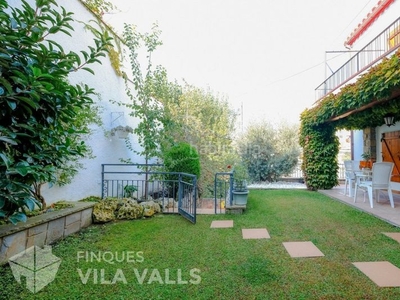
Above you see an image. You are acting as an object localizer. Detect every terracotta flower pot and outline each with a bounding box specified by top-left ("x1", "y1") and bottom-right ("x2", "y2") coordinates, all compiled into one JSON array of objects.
[{"x1": 359, "y1": 160, "x2": 373, "y2": 169}]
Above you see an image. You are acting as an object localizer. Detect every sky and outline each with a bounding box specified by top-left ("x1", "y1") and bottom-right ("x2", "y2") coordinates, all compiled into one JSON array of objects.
[{"x1": 106, "y1": 0, "x2": 376, "y2": 128}]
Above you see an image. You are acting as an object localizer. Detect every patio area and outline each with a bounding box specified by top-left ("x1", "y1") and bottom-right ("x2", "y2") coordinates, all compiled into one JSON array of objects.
[{"x1": 319, "y1": 184, "x2": 400, "y2": 227}]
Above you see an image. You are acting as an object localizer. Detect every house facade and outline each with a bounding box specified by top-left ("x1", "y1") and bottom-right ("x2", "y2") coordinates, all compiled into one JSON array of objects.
[{"x1": 313, "y1": 0, "x2": 400, "y2": 188}]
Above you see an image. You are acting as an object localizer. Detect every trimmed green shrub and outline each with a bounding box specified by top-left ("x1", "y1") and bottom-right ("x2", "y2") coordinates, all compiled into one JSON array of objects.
[{"x1": 163, "y1": 142, "x2": 201, "y2": 180}]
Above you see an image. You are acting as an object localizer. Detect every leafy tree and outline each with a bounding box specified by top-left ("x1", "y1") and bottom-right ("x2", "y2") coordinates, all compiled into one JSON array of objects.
[
  {"x1": 121, "y1": 23, "x2": 177, "y2": 198},
  {"x1": 0, "y1": 0, "x2": 112, "y2": 223},
  {"x1": 165, "y1": 84, "x2": 237, "y2": 196},
  {"x1": 237, "y1": 120, "x2": 301, "y2": 182},
  {"x1": 120, "y1": 24, "x2": 235, "y2": 198},
  {"x1": 121, "y1": 24, "x2": 167, "y2": 160},
  {"x1": 146, "y1": 66, "x2": 183, "y2": 153}
]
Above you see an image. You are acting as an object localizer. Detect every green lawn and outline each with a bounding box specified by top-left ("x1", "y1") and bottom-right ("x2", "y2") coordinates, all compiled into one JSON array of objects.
[{"x1": 2, "y1": 190, "x2": 400, "y2": 299}]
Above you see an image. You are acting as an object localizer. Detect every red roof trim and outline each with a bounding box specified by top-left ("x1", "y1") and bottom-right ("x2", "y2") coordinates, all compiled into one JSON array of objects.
[{"x1": 345, "y1": 0, "x2": 395, "y2": 47}]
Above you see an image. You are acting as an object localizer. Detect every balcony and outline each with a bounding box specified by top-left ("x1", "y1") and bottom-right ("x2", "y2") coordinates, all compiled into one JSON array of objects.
[{"x1": 315, "y1": 16, "x2": 400, "y2": 101}]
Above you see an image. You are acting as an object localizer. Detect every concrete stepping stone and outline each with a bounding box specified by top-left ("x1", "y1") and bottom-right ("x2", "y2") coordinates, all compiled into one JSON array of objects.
[
  {"x1": 382, "y1": 232, "x2": 400, "y2": 243},
  {"x1": 283, "y1": 241, "x2": 324, "y2": 258},
  {"x1": 353, "y1": 261, "x2": 400, "y2": 287},
  {"x1": 242, "y1": 228, "x2": 270, "y2": 239},
  {"x1": 210, "y1": 220, "x2": 233, "y2": 228}
]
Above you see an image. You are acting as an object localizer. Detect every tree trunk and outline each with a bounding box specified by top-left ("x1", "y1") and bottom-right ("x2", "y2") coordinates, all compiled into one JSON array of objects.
[{"x1": 33, "y1": 182, "x2": 46, "y2": 211}]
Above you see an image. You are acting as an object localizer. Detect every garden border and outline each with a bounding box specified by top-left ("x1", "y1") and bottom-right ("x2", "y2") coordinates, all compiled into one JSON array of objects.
[{"x1": 0, "y1": 201, "x2": 95, "y2": 265}]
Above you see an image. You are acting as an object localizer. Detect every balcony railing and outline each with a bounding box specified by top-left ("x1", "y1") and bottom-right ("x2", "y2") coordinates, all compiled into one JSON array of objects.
[{"x1": 315, "y1": 16, "x2": 400, "y2": 101}]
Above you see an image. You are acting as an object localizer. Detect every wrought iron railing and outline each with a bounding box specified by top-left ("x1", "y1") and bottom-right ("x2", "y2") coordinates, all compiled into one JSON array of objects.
[
  {"x1": 315, "y1": 16, "x2": 400, "y2": 100},
  {"x1": 101, "y1": 164, "x2": 197, "y2": 223}
]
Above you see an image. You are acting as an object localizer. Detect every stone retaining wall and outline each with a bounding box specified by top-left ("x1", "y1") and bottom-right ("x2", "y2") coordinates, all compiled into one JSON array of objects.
[{"x1": 0, "y1": 202, "x2": 95, "y2": 265}]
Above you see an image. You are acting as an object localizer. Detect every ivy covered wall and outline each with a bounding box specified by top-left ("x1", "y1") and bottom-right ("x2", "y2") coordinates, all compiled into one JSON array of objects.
[{"x1": 300, "y1": 123, "x2": 339, "y2": 190}]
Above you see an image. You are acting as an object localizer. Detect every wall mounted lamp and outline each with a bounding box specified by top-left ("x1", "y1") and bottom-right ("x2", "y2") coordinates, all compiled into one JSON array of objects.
[{"x1": 384, "y1": 114, "x2": 395, "y2": 127}]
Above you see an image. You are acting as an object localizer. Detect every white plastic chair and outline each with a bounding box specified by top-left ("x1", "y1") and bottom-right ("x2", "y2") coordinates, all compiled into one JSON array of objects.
[
  {"x1": 352, "y1": 160, "x2": 361, "y2": 172},
  {"x1": 344, "y1": 160, "x2": 356, "y2": 196},
  {"x1": 353, "y1": 162, "x2": 394, "y2": 208}
]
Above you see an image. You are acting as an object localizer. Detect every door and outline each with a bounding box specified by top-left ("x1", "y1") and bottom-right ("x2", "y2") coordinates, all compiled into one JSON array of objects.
[{"x1": 381, "y1": 131, "x2": 400, "y2": 182}]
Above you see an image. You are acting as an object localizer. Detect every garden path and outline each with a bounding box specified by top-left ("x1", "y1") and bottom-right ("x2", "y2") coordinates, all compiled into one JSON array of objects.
[
  {"x1": 209, "y1": 185, "x2": 400, "y2": 288},
  {"x1": 210, "y1": 217, "x2": 400, "y2": 287}
]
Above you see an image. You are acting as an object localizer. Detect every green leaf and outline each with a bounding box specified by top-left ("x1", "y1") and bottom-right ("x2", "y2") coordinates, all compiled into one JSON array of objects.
[
  {"x1": 8, "y1": 212, "x2": 27, "y2": 225},
  {"x1": 48, "y1": 26, "x2": 59, "y2": 34},
  {"x1": 0, "y1": 78, "x2": 13, "y2": 94},
  {"x1": 82, "y1": 67, "x2": 94, "y2": 75},
  {"x1": 7, "y1": 100, "x2": 17, "y2": 110},
  {"x1": 0, "y1": 153, "x2": 11, "y2": 168},
  {"x1": 16, "y1": 96, "x2": 39, "y2": 109},
  {"x1": 0, "y1": 136, "x2": 17, "y2": 145},
  {"x1": 24, "y1": 198, "x2": 36, "y2": 211},
  {"x1": 14, "y1": 162, "x2": 30, "y2": 176},
  {"x1": 32, "y1": 66, "x2": 42, "y2": 77}
]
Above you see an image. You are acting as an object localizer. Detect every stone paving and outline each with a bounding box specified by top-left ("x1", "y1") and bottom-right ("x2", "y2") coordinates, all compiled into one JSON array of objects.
[
  {"x1": 242, "y1": 228, "x2": 270, "y2": 239},
  {"x1": 319, "y1": 184, "x2": 400, "y2": 227},
  {"x1": 209, "y1": 220, "x2": 233, "y2": 228},
  {"x1": 282, "y1": 241, "x2": 324, "y2": 258}
]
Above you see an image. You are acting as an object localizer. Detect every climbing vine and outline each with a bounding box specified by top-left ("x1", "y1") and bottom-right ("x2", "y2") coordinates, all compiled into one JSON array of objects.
[
  {"x1": 300, "y1": 48, "x2": 400, "y2": 190},
  {"x1": 81, "y1": 0, "x2": 115, "y2": 17},
  {"x1": 80, "y1": 0, "x2": 123, "y2": 76}
]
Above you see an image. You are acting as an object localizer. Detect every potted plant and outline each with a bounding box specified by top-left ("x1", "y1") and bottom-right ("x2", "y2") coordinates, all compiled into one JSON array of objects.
[
  {"x1": 124, "y1": 184, "x2": 138, "y2": 198},
  {"x1": 232, "y1": 163, "x2": 249, "y2": 205},
  {"x1": 360, "y1": 152, "x2": 373, "y2": 169},
  {"x1": 110, "y1": 125, "x2": 134, "y2": 139}
]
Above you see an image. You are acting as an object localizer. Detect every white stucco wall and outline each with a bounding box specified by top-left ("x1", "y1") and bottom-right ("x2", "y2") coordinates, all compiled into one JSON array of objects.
[
  {"x1": 8, "y1": 0, "x2": 145, "y2": 203},
  {"x1": 352, "y1": 130, "x2": 364, "y2": 161}
]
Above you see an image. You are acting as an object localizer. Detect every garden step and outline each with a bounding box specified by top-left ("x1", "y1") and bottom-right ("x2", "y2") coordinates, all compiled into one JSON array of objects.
[
  {"x1": 225, "y1": 205, "x2": 246, "y2": 215},
  {"x1": 382, "y1": 232, "x2": 400, "y2": 243},
  {"x1": 210, "y1": 220, "x2": 233, "y2": 228},
  {"x1": 353, "y1": 261, "x2": 400, "y2": 287},
  {"x1": 282, "y1": 241, "x2": 325, "y2": 258},
  {"x1": 242, "y1": 228, "x2": 270, "y2": 239}
]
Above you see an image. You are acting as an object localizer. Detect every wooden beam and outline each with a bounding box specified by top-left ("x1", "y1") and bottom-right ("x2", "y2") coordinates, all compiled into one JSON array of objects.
[{"x1": 328, "y1": 89, "x2": 400, "y2": 122}]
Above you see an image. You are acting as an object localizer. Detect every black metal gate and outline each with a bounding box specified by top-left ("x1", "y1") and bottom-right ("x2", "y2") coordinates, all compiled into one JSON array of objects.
[
  {"x1": 177, "y1": 173, "x2": 197, "y2": 224},
  {"x1": 214, "y1": 172, "x2": 233, "y2": 214},
  {"x1": 101, "y1": 164, "x2": 197, "y2": 224}
]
